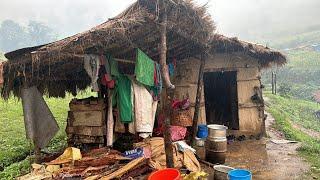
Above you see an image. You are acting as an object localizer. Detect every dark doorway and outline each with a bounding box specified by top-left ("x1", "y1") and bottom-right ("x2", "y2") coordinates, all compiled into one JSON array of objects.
[{"x1": 203, "y1": 71, "x2": 239, "y2": 130}]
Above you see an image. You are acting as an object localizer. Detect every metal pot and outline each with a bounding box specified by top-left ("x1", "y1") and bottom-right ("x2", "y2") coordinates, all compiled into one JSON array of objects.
[
  {"x1": 213, "y1": 165, "x2": 234, "y2": 180},
  {"x1": 206, "y1": 137, "x2": 227, "y2": 152},
  {"x1": 207, "y1": 124, "x2": 228, "y2": 139}
]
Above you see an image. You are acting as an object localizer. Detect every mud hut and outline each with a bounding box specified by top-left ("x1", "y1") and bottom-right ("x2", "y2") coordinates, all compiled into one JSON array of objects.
[
  {"x1": 172, "y1": 35, "x2": 286, "y2": 137},
  {"x1": 0, "y1": 0, "x2": 286, "y2": 163}
]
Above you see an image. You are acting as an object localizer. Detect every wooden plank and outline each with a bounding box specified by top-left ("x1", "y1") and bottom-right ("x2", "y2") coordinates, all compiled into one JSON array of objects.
[
  {"x1": 70, "y1": 101, "x2": 105, "y2": 111},
  {"x1": 66, "y1": 126, "x2": 106, "y2": 136},
  {"x1": 191, "y1": 53, "x2": 206, "y2": 145},
  {"x1": 68, "y1": 134, "x2": 104, "y2": 144},
  {"x1": 239, "y1": 103, "x2": 263, "y2": 108},
  {"x1": 71, "y1": 111, "x2": 105, "y2": 127}
]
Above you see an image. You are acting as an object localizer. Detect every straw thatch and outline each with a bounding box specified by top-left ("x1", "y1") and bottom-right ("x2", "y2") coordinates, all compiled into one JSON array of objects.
[
  {"x1": 1, "y1": 0, "x2": 287, "y2": 99},
  {"x1": 210, "y1": 34, "x2": 287, "y2": 67},
  {"x1": 2, "y1": 0, "x2": 214, "y2": 99}
]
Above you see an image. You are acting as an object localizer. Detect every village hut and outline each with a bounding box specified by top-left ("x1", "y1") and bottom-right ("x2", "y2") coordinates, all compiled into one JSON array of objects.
[
  {"x1": 1, "y1": 0, "x2": 213, "y2": 99},
  {"x1": 172, "y1": 34, "x2": 286, "y2": 137},
  {"x1": 0, "y1": 0, "x2": 286, "y2": 164}
]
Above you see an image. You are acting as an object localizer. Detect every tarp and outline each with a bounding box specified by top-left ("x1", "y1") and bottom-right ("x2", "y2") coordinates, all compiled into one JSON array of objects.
[{"x1": 21, "y1": 86, "x2": 59, "y2": 148}]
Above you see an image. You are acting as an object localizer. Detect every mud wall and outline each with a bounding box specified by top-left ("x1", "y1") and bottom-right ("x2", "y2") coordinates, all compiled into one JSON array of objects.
[{"x1": 172, "y1": 53, "x2": 264, "y2": 136}]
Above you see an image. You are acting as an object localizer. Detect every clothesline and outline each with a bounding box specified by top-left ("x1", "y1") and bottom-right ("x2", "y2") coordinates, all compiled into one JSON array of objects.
[{"x1": 30, "y1": 51, "x2": 136, "y2": 64}]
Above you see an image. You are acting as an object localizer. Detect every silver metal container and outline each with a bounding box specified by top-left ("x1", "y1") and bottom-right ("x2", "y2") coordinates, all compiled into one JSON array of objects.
[
  {"x1": 213, "y1": 165, "x2": 235, "y2": 180},
  {"x1": 195, "y1": 137, "x2": 205, "y2": 147},
  {"x1": 207, "y1": 124, "x2": 228, "y2": 139}
]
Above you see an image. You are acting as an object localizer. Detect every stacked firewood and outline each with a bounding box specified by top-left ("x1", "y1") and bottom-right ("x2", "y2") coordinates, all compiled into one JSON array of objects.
[
  {"x1": 66, "y1": 97, "x2": 107, "y2": 146},
  {"x1": 17, "y1": 148, "x2": 152, "y2": 180}
]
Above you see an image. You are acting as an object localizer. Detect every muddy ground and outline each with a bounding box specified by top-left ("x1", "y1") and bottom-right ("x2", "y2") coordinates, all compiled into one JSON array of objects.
[{"x1": 219, "y1": 112, "x2": 310, "y2": 180}]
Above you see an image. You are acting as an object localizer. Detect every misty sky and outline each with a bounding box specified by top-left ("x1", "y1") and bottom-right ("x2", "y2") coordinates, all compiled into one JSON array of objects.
[{"x1": 1, "y1": 0, "x2": 320, "y2": 42}]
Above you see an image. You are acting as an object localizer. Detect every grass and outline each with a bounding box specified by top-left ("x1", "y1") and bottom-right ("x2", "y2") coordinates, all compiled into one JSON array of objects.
[
  {"x1": 262, "y1": 49, "x2": 320, "y2": 101},
  {"x1": 265, "y1": 92, "x2": 320, "y2": 177},
  {"x1": 0, "y1": 91, "x2": 95, "y2": 179},
  {"x1": 271, "y1": 30, "x2": 320, "y2": 49},
  {"x1": 265, "y1": 92, "x2": 320, "y2": 133}
]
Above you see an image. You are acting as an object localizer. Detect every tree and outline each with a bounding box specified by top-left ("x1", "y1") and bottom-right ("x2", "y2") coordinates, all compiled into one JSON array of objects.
[
  {"x1": 28, "y1": 21, "x2": 56, "y2": 46},
  {"x1": 0, "y1": 20, "x2": 57, "y2": 53},
  {"x1": 278, "y1": 83, "x2": 292, "y2": 97},
  {"x1": 0, "y1": 20, "x2": 29, "y2": 52},
  {"x1": 313, "y1": 90, "x2": 320, "y2": 104}
]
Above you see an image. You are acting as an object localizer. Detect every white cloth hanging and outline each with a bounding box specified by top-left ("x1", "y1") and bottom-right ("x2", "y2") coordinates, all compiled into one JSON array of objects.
[
  {"x1": 84, "y1": 54, "x2": 100, "y2": 92},
  {"x1": 132, "y1": 80, "x2": 158, "y2": 138}
]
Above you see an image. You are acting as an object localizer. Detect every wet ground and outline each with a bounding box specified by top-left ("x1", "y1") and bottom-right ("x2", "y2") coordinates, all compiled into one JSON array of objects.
[{"x1": 222, "y1": 112, "x2": 310, "y2": 179}]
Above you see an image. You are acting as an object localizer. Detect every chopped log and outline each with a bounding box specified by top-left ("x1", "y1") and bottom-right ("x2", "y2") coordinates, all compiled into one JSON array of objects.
[{"x1": 100, "y1": 157, "x2": 145, "y2": 179}]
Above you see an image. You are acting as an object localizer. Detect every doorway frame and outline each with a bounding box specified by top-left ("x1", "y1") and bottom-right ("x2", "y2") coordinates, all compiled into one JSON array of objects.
[{"x1": 203, "y1": 68, "x2": 240, "y2": 130}]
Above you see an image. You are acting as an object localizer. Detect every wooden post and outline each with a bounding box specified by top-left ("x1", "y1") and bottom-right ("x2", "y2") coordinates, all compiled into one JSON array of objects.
[
  {"x1": 35, "y1": 146, "x2": 41, "y2": 163},
  {"x1": 271, "y1": 72, "x2": 274, "y2": 94},
  {"x1": 274, "y1": 73, "x2": 277, "y2": 95},
  {"x1": 191, "y1": 53, "x2": 206, "y2": 146},
  {"x1": 159, "y1": 0, "x2": 174, "y2": 168}
]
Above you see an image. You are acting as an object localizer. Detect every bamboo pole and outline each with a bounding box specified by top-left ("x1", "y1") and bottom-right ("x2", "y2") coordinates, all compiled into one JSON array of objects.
[{"x1": 191, "y1": 53, "x2": 206, "y2": 146}]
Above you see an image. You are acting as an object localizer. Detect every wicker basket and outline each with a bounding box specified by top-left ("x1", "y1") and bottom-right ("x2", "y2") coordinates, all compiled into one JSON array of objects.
[{"x1": 171, "y1": 109, "x2": 193, "y2": 127}]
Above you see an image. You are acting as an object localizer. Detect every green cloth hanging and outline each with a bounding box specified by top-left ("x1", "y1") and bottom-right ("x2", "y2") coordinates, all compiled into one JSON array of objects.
[
  {"x1": 116, "y1": 75, "x2": 133, "y2": 123},
  {"x1": 106, "y1": 54, "x2": 120, "y2": 77},
  {"x1": 135, "y1": 49, "x2": 155, "y2": 86}
]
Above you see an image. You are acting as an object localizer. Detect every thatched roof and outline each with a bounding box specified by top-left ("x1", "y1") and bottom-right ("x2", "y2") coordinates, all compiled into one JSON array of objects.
[
  {"x1": 210, "y1": 34, "x2": 287, "y2": 67},
  {"x1": 1, "y1": 1, "x2": 286, "y2": 99},
  {"x1": 2, "y1": 0, "x2": 214, "y2": 99}
]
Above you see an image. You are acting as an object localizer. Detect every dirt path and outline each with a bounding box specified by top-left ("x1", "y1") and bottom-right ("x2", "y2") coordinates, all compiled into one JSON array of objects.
[
  {"x1": 264, "y1": 112, "x2": 310, "y2": 179},
  {"x1": 225, "y1": 112, "x2": 310, "y2": 180},
  {"x1": 291, "y1": 123, "x2": 320, "y2": 139}
]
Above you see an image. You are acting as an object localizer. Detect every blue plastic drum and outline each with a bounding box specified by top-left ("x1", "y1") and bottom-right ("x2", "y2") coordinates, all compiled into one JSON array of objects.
[{"x1": 228, "y1": 169, "x2": 252, "y2": 180}]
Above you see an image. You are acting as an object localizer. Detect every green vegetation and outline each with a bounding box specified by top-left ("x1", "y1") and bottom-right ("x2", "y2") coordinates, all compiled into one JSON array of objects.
[
  {"x1": 262, "y1": 50, "x2": 320, "y2": 101},
  {"x1": 265, "y1": 92, "x2": 320, "y2": 133},
  {"x1": 0, "y1": 91, "x2": 94, "y2": 179},
  {"x1": 272, "y1": 30, "x2": 320, "y2": 49},
  {"x1": 0, "y1": 20, "x2": 56, "y2": 52},
  {"x1": 0, "y1": 97, "x2": 70, "y2": 179},
  {"x1": 265, "y1": 92, "x2": 320, "y2": 177}
]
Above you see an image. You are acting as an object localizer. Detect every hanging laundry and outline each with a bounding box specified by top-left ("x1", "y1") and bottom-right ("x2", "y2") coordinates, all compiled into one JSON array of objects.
[
  {"x1": 106, "y1": 91, "x2": 114, "y2": 146},
  {"x1": 21, "y1": 86, "x2": 59, "y2": 149},
  {"x1": 114, "y1": 84, "x2": 136, "y2": 134},
  {"x1": 106, "y1": 54, "x2": 120, "y2": 77},
  {"x1": 153, "y1": 63, "x2": 163, "y2": 100},
  {"x1": 99, "y1": 55, "x2": 110, "y2": 74},
  {"x1": 132, "y1": 80, "x2": 158, "y2": 138},
  {"x1": 116, "y1": 75, "x2": 133, "y2": 123},
  {"x1": 101, "y1": 74, "x2": 115, "y2": 89},
  {"x1": 168, "y1": 63, "x2": 175, "y2": 76},
  {"x1": 84, "y1": 54, "x2": 100, "y2": 92},
  {"x1": 135, "y1": 49, "x2": 154, "y2": 86}
]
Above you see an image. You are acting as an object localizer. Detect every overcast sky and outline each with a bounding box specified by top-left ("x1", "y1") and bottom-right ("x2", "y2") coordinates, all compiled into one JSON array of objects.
[{"x1": 1, "y1": 0, "x2": 319, "y2": 42}]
